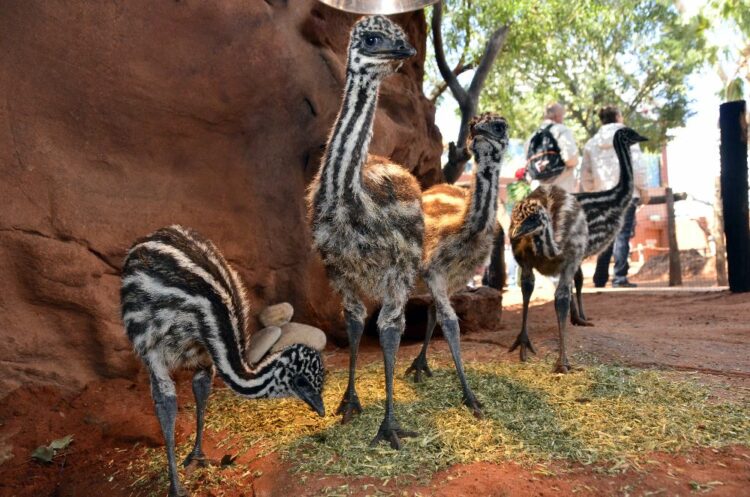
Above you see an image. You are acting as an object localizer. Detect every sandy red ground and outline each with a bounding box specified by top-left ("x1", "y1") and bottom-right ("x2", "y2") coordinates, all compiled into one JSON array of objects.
[{"x1": 1, "y1": 290, "x2": 749, "y2": 497}]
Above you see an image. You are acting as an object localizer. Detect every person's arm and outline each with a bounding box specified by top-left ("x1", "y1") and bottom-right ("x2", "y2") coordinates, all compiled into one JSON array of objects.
[
  {"x1": 580, "y1": 145, "x2": 594, "y2": 192},
  {"x1": 631, "y1": 144, "x2": 650, "y2": 204}
]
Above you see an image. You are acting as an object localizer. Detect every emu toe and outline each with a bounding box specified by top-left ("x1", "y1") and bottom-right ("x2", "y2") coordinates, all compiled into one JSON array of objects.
[
  {"x1": 336, "y1": 392, "x2": 363, "y2": 425},
  {"x1": 182, "y1": 451, "x2": 209, "y2": 468},
  {"x1": 571, "y1": 315, "x2": 595, "y2": 327},
  {"x1": 169, "y1": 482, "x2": 189, "y2": 497},
  {"x1": 369, "y1": 421, "x2": 418, "y2": 450},
  {"x1": 463, "y1": 394, "x2": 484, "y2": 419},
  {"x1": 508, "y1": 335, "x2": 536, "y2": 362},
  {"x1": 554, "y1": 362, "x2": 572, "y2": 374},
  {"x1": 405, "y1": 354, "x2": 433, "y2": 383}
]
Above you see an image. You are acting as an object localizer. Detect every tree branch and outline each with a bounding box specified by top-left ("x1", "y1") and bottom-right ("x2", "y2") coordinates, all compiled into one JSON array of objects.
[
  {"x1": 467, "y1": 24, "x2": 510, "y2": 100},
  {"x1": 432, "y1": 1, "x2": 468, "y2": 107},
  {"x1": 429, "y1": 60, "x2": 475, "y2": 103}
]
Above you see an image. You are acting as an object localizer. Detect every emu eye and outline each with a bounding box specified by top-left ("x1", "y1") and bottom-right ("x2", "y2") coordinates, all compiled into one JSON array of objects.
[
  {"x1": 364, "y1": 34, "x2": 382, "y2": 47},
  {"x1": 294, "y1": 376, "x2": 308, "y2": 389},
  {"x1": 493, "y1": 122, "x2": 505, "y2": 133}
]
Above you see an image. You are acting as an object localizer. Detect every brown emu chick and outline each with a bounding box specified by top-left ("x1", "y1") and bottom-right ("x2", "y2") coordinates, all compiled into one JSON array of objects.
[
  {"x1": 509, "y1": 188, "x2": 587, "y2": 373},
  {"x1": 307, "y1": 16, "x2": 422, "y2": 450},
  {"x1": 406, "y1": 114, "x2": 509, "y2": 417}
]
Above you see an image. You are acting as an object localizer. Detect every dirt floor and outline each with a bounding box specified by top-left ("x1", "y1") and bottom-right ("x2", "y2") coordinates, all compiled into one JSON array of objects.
[{"x1": 1, "y1": 290, "x2": 749, "y2": 497}]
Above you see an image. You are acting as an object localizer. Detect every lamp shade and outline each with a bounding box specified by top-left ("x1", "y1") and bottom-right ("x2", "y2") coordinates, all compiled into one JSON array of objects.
[{"x1": 317, "y1": 0, "x2": 439, "y2": 14}]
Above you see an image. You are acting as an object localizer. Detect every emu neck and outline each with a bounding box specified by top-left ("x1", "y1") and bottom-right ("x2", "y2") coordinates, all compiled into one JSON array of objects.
[
  {"x1": 210, "y1": 335, "x2": 278, "y2": 398},
  {"x1": 463, "y1": 153, "x2": 500, "y2": 237},
  {"x1": 580, "y1": 138, "x2": 634, "y2": 214},
  {"x1": 320, "y1": 69, "x2": 380, "y2": 207},
  {"x1": 613, "y1": 138, "x2": 634, "y2": 204}
]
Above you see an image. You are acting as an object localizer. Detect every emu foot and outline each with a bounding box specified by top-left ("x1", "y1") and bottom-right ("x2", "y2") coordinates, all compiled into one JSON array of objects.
[
  {"x1": 463, "y1": 393, "x2": 484, "y2": 419},
  {"x1": 405, "y1": 353, "x2": 433, "y2": 383},
  {"x1": 554, "y1": 361, "x2": 572, "y2": 374},
  {"x1": 508, "y1": 333, "x2": 536, "y2": 362},
  {"x1": 571, "y1": 315, "x2": 595, "y2": 327},
  {"x1": 169, "y1": 482, "x2": 189, "y2": 497},
  {"x1": 335, "y1": 390, "x2": 363, "y2": 424},
  {"x1": 182, "y1": 450, "x2": 209, "y2": 468},
  {"x1": 369, "y1": 420, "x2": 417, "y2": 450}
]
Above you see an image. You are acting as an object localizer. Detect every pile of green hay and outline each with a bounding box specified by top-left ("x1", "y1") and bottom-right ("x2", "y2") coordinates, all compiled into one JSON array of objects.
[{"x1": 130, "y1": 358, "x2": 750, "y2": 489}]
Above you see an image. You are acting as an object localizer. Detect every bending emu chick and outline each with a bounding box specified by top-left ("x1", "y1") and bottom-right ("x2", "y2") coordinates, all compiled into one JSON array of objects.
[
  {"x1": 121, "y1": 226, "x2": 324, "y2": 497},
  {"x1": 406, "y1": 113, "x2": 509, "y2": 418},
  {"x1": 509, "y1": 127, "x2": 647, "y2": 372},
  {"x1": 308, "y1": 16, "x2": 422, "y2": 449}
]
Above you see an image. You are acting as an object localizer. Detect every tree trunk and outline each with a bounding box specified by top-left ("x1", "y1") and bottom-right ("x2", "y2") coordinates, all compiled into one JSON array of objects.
[{"x1": 666, "y1": 187, "x2": 682, "y2": 286}]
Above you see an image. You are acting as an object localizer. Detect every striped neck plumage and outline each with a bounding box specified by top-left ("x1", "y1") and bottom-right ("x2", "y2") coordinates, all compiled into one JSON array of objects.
[
  {"x1": 464, "y1": 153, "x2": 501, "y2": 237},
  {"x1": 216, "y1": 345, "x2": 291, "y2": 398},
  {"x1": 532, "y1": 215, "x2": 562, "y2": 259},
  {"x1": 319, "y1": 69, "x2": 380, "y2": 208},
  {"x1": 613, "y1": 135, "x2": 634, "y2": 203}
]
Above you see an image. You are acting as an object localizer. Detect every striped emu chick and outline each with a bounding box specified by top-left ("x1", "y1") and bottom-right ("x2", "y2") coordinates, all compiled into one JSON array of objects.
[
  {"x1": 121, "y1": 226, "x2": 324, "y2": 497},
  {"x1": 571, "y1": 127, "x2": 648, "y2": 323},
  {"x1": 509, "y1": 127, "x2": 647, "y2": 373},
  {"x1": 307, "y1": 16, "x2": 422, "y2": 450},
  {"x1": 406, "y1": 113, "x2": 509, "y2": 418}
]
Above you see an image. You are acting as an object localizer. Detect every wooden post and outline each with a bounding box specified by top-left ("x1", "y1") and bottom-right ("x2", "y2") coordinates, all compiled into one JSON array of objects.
[
  {"x1": 719, "y1": 100, "x2": 750, "y2": 292},
  {"x1": 666, "y1": 187, "x2": 682, "y2": 286},
  {"x1": 713, "y1": 177, "x2": 729, "y2": 286}
]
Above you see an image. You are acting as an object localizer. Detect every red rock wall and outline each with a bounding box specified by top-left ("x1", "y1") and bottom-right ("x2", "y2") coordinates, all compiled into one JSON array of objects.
[{"x1": 0, "y1": 0, "x2": 442, "y2": 394}]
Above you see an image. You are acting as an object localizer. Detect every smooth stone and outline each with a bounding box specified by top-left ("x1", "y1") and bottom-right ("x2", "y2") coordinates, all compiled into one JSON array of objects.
[
  {"x1": 258, "y1": 303, "x2": 294, "y2": 328},
  {"x1": 246, "y1": 326, "x2": 282, "y2": 364},
  {"x1": 270, "y1": 322, "x2": 327, "y2": 353}
]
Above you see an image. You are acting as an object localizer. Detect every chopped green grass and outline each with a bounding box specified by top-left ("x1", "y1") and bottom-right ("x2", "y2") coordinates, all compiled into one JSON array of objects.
[{"x1": 130, "y1": 358, "x2": 750, "y2": 489}]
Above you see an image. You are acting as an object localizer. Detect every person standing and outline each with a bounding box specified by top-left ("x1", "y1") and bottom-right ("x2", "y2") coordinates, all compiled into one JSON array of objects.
[
  {"x1": 580, "y1": 105, "x2": 649, "y2": 288},
  {"x1": 525, "y1": 102, "x2": 580, "y2": 192}
]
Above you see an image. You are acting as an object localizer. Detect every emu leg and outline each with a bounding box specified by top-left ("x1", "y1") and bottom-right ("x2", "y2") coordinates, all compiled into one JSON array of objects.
[
  {"x1": 440, "y1": 311, "x2": 483, "y2": 418},
  {"x1": 371, "y1": 302, "x2": 416, "y2": 449},
  {"x1": 509, "y1": 266, "x2": 536, "y2": 361},
  {"x1": 183, "y1": 367, "x2": 214, "y2": 468},
  {"x1": 149, "y1": 369, "x2": 187, "y2": 497},
  {"x1": 337, "y1": 301, "x2": 366, "y2": 424},
  {"x1": 554, "y1": 280, "x2": 573, "y2": 374},
  {"x1": 570, "y1": 267, "x2": 594, "y2": 327},
  {"x1": 405, "y1": 304, "x2": 436, "y2": 382}
]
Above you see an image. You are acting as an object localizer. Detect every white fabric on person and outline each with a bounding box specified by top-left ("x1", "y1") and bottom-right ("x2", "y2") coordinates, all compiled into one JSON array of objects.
[{"x1": 580, "y1": 123, "x2": 648, "y2": 198}]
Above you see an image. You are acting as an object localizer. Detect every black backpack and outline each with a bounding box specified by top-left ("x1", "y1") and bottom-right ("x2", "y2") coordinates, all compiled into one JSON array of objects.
[{"x1": 526, "y1": 124, "x2": 566, "y2": 180}]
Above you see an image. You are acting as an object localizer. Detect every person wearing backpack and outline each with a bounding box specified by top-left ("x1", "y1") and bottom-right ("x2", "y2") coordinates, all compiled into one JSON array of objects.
[
  {"x1": 525, "y1": 102, "x2": 580, "y2": 192},
  {"x1": 580, "y1": 105, "x2": 650, "y2": 288}
]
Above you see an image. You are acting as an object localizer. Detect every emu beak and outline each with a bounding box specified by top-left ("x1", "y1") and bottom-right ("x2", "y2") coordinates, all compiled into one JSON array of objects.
[
  {"x1": 299, "y1": 388, "x2": 325, "y2": 417},
  {"x1": 510, "y1": 216, "x2": 540, "y2": 239},
  {"x1": 307, "y1": 393, "x2": 326, "y2": 417},
  {"x1": 634, "y1": 133, "x2": 649, "y2": 142},
  {"x1": 370, "y1": 39, "x2": 416, "y2": 59}
]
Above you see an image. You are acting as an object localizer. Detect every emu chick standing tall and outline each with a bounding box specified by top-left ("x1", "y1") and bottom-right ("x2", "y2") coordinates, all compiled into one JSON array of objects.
[
  {"x1": 509, "y1": 127, "x2": 647, "y2": 372},
  {"x1": 121, "y1": 226, "x2": 324, "y2": 497},
  {"x1": 406, "y1": 113, "x2": 509, "y2": 417},
  {"x1": 307, "y1": 16, "x2": 422, "y2": 449}
]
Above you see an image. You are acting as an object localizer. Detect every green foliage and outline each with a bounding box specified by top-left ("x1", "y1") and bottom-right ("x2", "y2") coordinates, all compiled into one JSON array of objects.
[
  {"x1": 429, "y1": 0, "x2": 713, "y2": 149},
  {"x1": 710, "y1": 0, "x2": 750, "y2": 101}
]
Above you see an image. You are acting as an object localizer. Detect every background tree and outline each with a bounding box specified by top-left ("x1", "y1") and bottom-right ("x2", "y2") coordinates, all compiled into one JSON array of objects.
[
  {"x1": 709, "y1": 0, "x2": 750, "y2": 101},
  {"x1": 428, "y1": 0, "x2": 713, "y2": 158}
]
